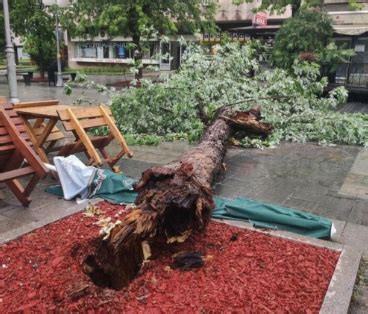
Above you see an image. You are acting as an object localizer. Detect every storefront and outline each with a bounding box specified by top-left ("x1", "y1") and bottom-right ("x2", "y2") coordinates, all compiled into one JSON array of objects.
[
  {"x1": 68, "y1": 35, "x2": 199, "y2": 71},
  {"x1": 328, "y1": 9, "x2": 368, "y2": 88}
]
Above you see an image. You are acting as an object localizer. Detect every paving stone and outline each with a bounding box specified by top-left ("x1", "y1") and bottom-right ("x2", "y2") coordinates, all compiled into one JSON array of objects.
[
  {"x1": 212, "y1": 183, "x2": 242, "y2": 199},
  {"x1": 342, "y1": 223, "x2": 368, "y2": 258},
  {"x1": 316, "y1": 195, "x2": 355, "y2": 221},
  {"x1": 282, "y1": 197, "x2": 319, "y2": 212},
  {"x1": 0, "y1": 215, "x2": 21, "y2": 234},
  {"x1": 349, "y1": 201, "x2": 368, "y2": 225}
]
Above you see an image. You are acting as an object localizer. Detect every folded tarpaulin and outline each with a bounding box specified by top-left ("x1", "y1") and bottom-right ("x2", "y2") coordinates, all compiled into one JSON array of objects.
[{"x1": 213, "y1": 197, "x2": 334, "y2": 240}]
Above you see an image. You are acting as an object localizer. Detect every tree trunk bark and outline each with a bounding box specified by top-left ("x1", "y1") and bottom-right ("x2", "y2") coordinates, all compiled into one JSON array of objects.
[{"x1": 85, "y1": 107, "x2": 272, "y2": 290}]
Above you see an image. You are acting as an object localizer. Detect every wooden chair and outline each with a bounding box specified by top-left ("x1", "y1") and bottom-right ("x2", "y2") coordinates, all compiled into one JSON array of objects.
[
  {"x1": 14, "y1": 100, "x2": 66, "y2": 154},
  {"x1": 0, "y1": 104, "x2": 48, "y2": 206},
  {"x1": 57, "y1": 105, "x2": 133, "y2": 172}
]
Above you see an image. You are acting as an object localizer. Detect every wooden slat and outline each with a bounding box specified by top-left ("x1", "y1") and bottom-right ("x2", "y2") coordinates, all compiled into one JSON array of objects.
[
  {"x1": 100, "y1": 105, "x2": 133, "y2": 158},
  {"x1": 0, "y1": 144, "x2": 15, "y2": 152},
  {"x1": 0, "y1": 166, "x2": 35, "y2": 182},
  {"x1": 32, "y1": 126, "x2": 65, "y2": 142},
  {"x1": 2, "y1": 110, "x2": 18, "y2": 118},
  {"x1": 58, "y1": 106, "x2": 112, "y2": 121},
  {"x1": 0, "y1": 116, "x2": 24, "y2": 127},
  {"x1": 0, "y1": 126, "x2": 27, "y2": 137},
  {"x1": 0, "y1": 110, "x2": 48, "y2": 177},
  {"x1": 42, "y1": 131, "x2": 65, "y2": 142},
  {"x1": 0, "y1": 103, "x2": 12, "y2": 109},
  {"x1": 64, "y1": 108, "x2": 102, "y2": 165},
  {"x1": 62, "y1": 117, "x2": 114, "y2": 131},
  {"x1": 0, "y1": 126, "x2": 9, "y2": 136},
  {"x1": 33, "y1": 126, "x2": 61, "y2": 136},
  {"x1": 0, "y1": 133, "x2": 29, "y2": 145},
  {"x1": 0, "y1": 96, "x2": 8, "y2": 103},
  {"x1": 14, "y1": 100, "x2": 59, "y2": 109}
]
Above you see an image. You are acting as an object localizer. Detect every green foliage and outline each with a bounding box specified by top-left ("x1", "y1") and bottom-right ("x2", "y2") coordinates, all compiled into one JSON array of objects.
[
  {"x1": 10, "y1": 0, "x2": 57, "y2": 75},
  {"x1": 317, "y1": 42, "x2": 355, "y2": 75},
  {"x1": 61, "y1": 0, "x2": 217, "y2": 78},
  {"x1": 272, "y1": 11, "x2": 354, "y2": 74},
  {"x1": 110, "y1": 43, "x2": 368, "y2": 148},
  {"x1": 62, "y1": 1, "x2": 216, "y2": 39}
]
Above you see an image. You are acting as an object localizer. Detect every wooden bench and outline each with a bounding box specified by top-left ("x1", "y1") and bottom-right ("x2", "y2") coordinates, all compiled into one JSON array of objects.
[
  {"x1": 18, "y1": 72, "x2": 32, "y2": 85},
  {"x1": 57, "y1": 105, "x2": 133, "y2": 172},
  {"x1": 14, "y1": 100, "x2": 66, "y2": 154},
  {"x1": 0, "y1": 103, "x2": 48, "y2": 206},
  {"x1": 48, "y1": 71, "x2": 77, "y2": 86}
]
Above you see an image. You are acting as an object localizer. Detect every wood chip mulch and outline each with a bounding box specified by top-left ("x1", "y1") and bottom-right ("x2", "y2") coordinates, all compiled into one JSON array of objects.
[{"x1": 0, "y1": 201, "x2": 339, "y2": 313}]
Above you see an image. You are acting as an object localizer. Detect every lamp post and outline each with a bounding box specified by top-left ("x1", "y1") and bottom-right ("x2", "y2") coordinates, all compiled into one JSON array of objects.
[
  {"x1": 2, "y1": 0, "x2": 19, "y2": 103},
  {"x1": 44, "y1": 0, "x2": 64, "y2": 87},
  {"x1": 55, "y1": 4, "x2": 63, "y2": 87}
]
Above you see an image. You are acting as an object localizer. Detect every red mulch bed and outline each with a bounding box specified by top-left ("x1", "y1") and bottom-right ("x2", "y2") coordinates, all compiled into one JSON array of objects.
[{"x1": 0, "y1": 201, "x2": 339, "y2": 313}]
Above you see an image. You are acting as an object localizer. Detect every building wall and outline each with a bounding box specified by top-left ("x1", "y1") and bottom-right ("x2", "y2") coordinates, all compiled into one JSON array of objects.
[
  {"x1": 216, "y1": 0, "x2": 292, "y2": 23},
  {"x1": 323, "y1": 1, "x2": 368, "y2": 87}
]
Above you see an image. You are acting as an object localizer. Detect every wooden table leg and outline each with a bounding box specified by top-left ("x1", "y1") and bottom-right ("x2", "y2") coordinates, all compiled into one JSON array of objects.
[
  {"x1": 21, "y1": 118, "x2": 57, "y2": 170},
  {"x1": 35, "y1": 119, "x2": 57, "y2": 150}
]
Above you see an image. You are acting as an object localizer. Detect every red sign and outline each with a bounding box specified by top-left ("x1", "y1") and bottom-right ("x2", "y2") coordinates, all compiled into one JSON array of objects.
[{"x1": 253, "y1": 12, "x2": 268, "y2": 26}]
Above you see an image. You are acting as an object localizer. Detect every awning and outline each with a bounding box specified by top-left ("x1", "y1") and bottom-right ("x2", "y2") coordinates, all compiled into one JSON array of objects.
[
  {"x1": 334, "y1": 26, "x2": 368, "y2": 36},
  {"x1": 229, "y1": 25, "x2": 281, "y2": 32}
]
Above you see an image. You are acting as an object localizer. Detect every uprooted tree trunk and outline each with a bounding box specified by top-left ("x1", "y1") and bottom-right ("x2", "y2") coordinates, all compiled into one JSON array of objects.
[{"x1": 85, "y1": 107, "x2": 272, "y2": 290}]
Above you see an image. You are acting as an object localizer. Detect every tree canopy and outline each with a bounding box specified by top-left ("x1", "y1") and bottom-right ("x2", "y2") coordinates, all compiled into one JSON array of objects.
[
  {"x1": 62, "y1": 0, "x2": 217, "y2": 39},
  {"x1": 232, "y1": 0, "x2": 362, "y2": 15},
  {"x1": 10, "y1": 0, "x2": 57, "y2": 75},
  {"x1": 272, "y1": 10, "x2": 354, "y2": 74},
  {"x1": 103, "y1": 43, "x2": 367, "y2": 148},
  {"x1": 61, "y1": 0, "x2": 217, "y2": 77}
]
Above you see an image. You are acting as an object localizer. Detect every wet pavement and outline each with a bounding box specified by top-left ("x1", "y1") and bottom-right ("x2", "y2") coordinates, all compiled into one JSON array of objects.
[{"x1": 0, "y1": 71, "x2": 161, "y2": 105}]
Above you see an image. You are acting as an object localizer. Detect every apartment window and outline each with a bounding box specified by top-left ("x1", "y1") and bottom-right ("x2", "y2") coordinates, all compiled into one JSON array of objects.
[
  {"x1": 143, "y1": 42, "x2": 159, "y2": 59},
  {"x1": 112, "y1": 43, "x2": 133, "y2": 59},
  {"x1": 78, "y1": 43, "x2": 98, "y2": 58},
  {"x1": 76, "y1": 42, "x2": 110, "y2": 59}
]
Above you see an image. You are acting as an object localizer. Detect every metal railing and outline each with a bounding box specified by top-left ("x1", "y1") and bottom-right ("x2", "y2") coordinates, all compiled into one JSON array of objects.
[{"x1": 335, "y1": 62, "x2": 368, "y2": 88}]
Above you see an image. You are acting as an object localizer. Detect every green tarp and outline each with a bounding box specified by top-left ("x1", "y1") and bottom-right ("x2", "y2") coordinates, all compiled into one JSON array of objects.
[
  {"x1": 213, "y1": 197, "x2": 332, "y2": 239},
  {"x1": 46, "y1": 170, "x2": 332, "y2": 240},
  {"x1": 46, "y1": 170, "x2": 138, "y2": 204}
]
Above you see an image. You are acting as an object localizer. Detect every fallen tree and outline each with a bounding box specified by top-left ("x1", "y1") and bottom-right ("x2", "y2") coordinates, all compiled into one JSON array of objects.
[{"x1": 85, "y1": 107, "x2": 272, "y2": 289}]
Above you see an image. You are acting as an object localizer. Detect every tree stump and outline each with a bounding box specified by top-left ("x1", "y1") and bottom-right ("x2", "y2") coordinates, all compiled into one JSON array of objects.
[{"x1": 85, "y1": 107, "x2": 272, "y2": 289}]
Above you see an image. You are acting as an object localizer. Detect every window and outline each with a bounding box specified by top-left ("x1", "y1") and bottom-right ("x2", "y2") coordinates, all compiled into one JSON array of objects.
[
  {"x1": 78, "y1": 43, "x2": 97, "y2": 58},
  {"x1": 112, "y1": 43, "x2": 133, "y2": 59}
]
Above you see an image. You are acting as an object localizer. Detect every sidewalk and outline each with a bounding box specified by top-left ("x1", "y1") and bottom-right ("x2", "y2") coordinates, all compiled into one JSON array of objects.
[{"x1": 0, "y1": 71, "x2": 162, "y2": 105}]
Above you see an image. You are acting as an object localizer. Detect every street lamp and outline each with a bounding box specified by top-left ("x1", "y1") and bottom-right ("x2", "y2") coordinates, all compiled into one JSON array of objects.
[
  {"x1": 44, "y1": 0, "x2": 65, "y2": 87},
  {"x1": 55, "y1": 5, "x2": 63, "y2": 87},
  {"x1": 2, "y1": 0, "x2": 19, "y2": 103}
]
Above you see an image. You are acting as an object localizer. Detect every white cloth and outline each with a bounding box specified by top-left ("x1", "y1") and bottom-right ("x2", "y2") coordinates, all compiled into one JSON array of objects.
[{"x1": 53, "y1": 155, "x2": 96, "y2": 200}]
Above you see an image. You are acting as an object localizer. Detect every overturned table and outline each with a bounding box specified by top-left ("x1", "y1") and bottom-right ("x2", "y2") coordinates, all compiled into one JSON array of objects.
[
  {"x1": 15, "y1": 103, "x2": 75, "y2": 165},
  {"x1": 15, "y1": 103, "x2": 132, "y2": 171}
]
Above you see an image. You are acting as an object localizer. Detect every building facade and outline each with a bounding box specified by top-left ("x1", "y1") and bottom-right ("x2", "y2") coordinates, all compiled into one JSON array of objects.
[
  {"x1": 324, "y1": 0, "x2": 368, "y2": 88},
  {"x1": 66, "y1": 0, "x2": 291, "y2": 71}
]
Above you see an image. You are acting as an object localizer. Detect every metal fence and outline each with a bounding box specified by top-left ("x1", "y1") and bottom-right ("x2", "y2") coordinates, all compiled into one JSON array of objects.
[{"x1": 336, "y1": 62, "x2": 368, "y2": 88}]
